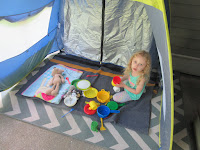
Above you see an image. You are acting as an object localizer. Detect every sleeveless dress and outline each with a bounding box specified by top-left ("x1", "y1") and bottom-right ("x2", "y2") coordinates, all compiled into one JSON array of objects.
[{"x1": 124, "y1": 73, "x2": 146, "y2": 100}]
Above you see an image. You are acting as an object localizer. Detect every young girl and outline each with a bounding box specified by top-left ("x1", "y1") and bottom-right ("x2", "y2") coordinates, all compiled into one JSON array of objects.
[{"x1": 113, "y1": 50, "x2": 151, "y2": 103}]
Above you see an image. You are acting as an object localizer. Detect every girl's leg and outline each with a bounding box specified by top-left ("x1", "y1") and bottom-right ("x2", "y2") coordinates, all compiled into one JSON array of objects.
[{"x1": 113, "y1": 91, "x2": 131, "y2": 103}]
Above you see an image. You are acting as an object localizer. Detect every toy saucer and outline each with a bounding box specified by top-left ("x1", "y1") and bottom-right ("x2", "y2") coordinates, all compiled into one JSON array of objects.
[
  {"x1": 64, "y1": 96, "x2": 78, "y2": 107},
  {"x1": 83, "y1": 87, "x2": 98, "y2": 98},
  {"x1": 84, "y1": 104, "x2": 96, "y2": 115},
  {"x1": 76, "y1": 79, "x2": 91, "y2": 91}
]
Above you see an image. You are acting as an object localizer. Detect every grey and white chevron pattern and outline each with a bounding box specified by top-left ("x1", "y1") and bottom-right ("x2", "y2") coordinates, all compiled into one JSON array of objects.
[
  {"x1": 0, "y1": 61, "x2": 189, "y2": 150},
  {"x1": 172, "y1": 72, "x2": 190, "y2": 150}
]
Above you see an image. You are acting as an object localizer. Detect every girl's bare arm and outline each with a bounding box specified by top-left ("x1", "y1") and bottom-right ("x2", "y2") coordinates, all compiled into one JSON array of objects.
[{"x1": 116, "y1": 77, "x2": 145, "y2": 94}]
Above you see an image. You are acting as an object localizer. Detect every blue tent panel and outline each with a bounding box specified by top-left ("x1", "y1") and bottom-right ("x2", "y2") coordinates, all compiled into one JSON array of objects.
[{"x1": 0, "y1": 0, "x2": 53, "y2": 17}]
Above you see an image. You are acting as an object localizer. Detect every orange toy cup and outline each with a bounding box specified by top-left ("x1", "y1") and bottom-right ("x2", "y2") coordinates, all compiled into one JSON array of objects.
[{"x1": 111, "y1": 76, "x2": 121, "y2": 86}]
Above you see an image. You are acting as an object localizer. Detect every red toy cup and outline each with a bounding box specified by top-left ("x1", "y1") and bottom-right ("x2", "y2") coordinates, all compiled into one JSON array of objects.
[{"x1": 111, "y1": 76, "x2": 121, "y2": 86}]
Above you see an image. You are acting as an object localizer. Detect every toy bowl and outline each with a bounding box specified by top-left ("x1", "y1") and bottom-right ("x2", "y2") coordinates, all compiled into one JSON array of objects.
[
  {"x1": 76, "y1": 79, "x2": 91, "y2": 91},
  {"x1": 97, "y1": 89, "x2": 112, "y2": 103},
  {"x1": 97, "y1": 105, "x2": 120, "y2": 118},
  {"x1": 83, "y1": 87, "x2": 98, "y2": 98}
]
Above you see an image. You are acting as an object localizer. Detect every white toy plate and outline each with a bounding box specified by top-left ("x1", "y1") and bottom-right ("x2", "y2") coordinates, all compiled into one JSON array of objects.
[
  {"x1": 76, "y1": 79, "x2": 91, "y2": 91},
  {"x1": 64, "y1": 96, "x2": 78, "y2": 107}
]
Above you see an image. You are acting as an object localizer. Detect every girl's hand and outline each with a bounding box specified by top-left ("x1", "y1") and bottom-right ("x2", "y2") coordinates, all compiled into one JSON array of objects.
[{"x1": 115, "y1": 82, "x2": 125, "y2": 88}]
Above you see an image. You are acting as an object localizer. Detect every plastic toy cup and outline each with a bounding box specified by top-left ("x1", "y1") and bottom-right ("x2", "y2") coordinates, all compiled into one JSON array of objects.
[
  {"x1": 111, "y1": 76, "x2": 121, "y2": 86},
  {"x1": 97, "y1": 105, "x2": 120, "y2": 118}
]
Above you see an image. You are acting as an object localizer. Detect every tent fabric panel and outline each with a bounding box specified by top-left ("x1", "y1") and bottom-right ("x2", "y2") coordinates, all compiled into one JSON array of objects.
[
  {"x1": 63, "y1": 0, "x2": 153, "y2": 67},
  {"x1": 0, "y1": 30, "x2": 57, "y2": 91},
  {"x1": 48, "y1": 0, "x2": 64, "y2": 53},
  {"x1": 0, "y1": 0, "x2": 53, "y2": 17},
  {"x1": 132, "y1": 0, "x2": 170, "y2": 28},
  {"x1": 0, "y1": 2, "x2": 53, "y2": 23},
  {"x1": 102, "y1": 0, "x2": 153, "y2": 67},
  {"x1": 132, "y1": 0, "x2": 162, "y2": 11},
  {"x1": 0, "y1": 6, "x2": 52, "y2": 63},
  {"x1": 145, "y1": 4, "x2": 173, "y2": 150},
  {"x1": 64, "y1": 0, "x2": 102, "y2": 62},
  {"x1": 48, "y1": 0, "x2": 61, "y2": 33},
  {"x1": 0, "y1": 8, "x2": 43, "y2": 22}
]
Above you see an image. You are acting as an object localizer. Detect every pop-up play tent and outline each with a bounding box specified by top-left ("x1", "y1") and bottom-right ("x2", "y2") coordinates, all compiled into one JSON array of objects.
[{"x1": 0, "y1": 0, "x2": 173, "y2": 150}]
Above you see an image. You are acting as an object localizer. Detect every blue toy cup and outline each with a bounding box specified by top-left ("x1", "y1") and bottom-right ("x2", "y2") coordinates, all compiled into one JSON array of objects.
[{"x1": 97, "y1": 105, "x2": 120, "y2": 118}]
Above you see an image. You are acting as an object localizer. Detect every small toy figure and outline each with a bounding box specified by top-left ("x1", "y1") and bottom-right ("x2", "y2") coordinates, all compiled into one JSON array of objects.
[{"x1": 45, "y1": 67, "x2": 65, "y2": 96}]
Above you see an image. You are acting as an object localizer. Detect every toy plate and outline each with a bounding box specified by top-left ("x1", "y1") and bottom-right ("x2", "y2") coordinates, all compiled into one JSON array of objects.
[
  {"x1": 83, "y1": 87, "x2": 98, "y2": 98},
  {"x1": 76, "y1": 79, "x2": 91, "y2": 91},
  {"x1": 64, "y1": 96, "x2": 78, "y2": 107}
]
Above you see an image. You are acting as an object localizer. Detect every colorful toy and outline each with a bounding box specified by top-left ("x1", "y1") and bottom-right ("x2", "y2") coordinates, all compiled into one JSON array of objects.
[
  {"x1": 111, "y1": 76, "x2": 121, "y2": 86},
  {"x1": 45, "y1": 67, "x2": 65, "y2": 96},
  {"x1": 97, "y1": 105, "x2": 120, "y2": 118},
  {"x1": 86, "y1": 75, "x2": 98, "y2": 77},
  {"x1": 83, "y1": 87, "x2": 98, "y2": 98},
  {"x1": 71, "y1": 79, "x2": 81, "y2": 88},
  {"x1": 100, "y1": 118, "x2": 106, "y2": 131},
  {"x1": 106, "y1": 101, "x2": 125, "y2": 110},
  {"x1": 85, "y1": 101, "x2": 100, "y2": 110},
  {"x1": 97, "y1": 89, "x2": 112, "y2": 104},
  {"x1": 91, "y1": 121, "x2": 99, "y2": 132},
  {"x1": 84, "y1": 104, "x2": 97, "y2": 115},
  {"x1": 76, "y1": 79, "x2": 91, "y2": 91},
  {"x1": 64, "y1": 85, "x2": 81, "y2": 107},
  {"x1": 111, "y1": 76, "x2": 121, "y2": 92},
  {"x1": 66, "y1": 77, "x2": 71, "y2": 84},
  {"x1": 64, "y1": 95, "x2": 78, "y2": 107},
  {"x1": 61, "y1": 108, "x2": 75, "y2": 118}
]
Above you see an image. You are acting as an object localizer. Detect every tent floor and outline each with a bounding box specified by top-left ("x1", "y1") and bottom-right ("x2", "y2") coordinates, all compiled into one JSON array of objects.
[{"x1": 0, "y1": 73, "x2": 199, "y2": 150}]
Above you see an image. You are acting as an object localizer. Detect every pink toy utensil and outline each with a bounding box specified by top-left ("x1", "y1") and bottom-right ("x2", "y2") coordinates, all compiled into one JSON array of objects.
[
  {"x1": 86, "y1": 75, "x2": 98, "y2": 77},
  {"x1": 66, "y1": 77, "x2": 71, "y2": 84}
]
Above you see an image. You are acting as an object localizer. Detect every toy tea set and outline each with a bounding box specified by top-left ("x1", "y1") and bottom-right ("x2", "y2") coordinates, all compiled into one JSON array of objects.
[{"x1": 63, "y1": 76, "x2": 124, "y2": 132}]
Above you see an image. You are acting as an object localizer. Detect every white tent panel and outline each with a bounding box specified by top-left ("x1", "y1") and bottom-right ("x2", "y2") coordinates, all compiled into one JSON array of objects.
[{"x1": 0, "y1": 7, "x2": 52, "y2": 62}]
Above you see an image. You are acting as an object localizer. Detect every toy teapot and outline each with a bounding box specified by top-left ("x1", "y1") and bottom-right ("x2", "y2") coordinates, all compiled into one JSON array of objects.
[{"x1": 85, "y1": 101, "x2": 100, "y2": 110}]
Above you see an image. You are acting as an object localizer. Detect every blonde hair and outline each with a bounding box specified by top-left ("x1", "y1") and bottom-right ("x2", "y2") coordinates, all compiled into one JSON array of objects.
[{"x1": 124, "y1": 50, "x2": 151, "y2": 85}]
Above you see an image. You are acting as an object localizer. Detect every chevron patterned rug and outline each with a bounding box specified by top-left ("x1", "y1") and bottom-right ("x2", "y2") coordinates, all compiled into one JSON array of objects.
[{"x1": 0, "y1": 61, "x2": 190, "y2": 150}]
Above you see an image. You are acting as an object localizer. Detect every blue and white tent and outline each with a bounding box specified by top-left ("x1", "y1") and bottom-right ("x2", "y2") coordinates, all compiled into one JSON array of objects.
[{"x1": 0, "y1": 0, "x2": 173, "y2": 149}]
